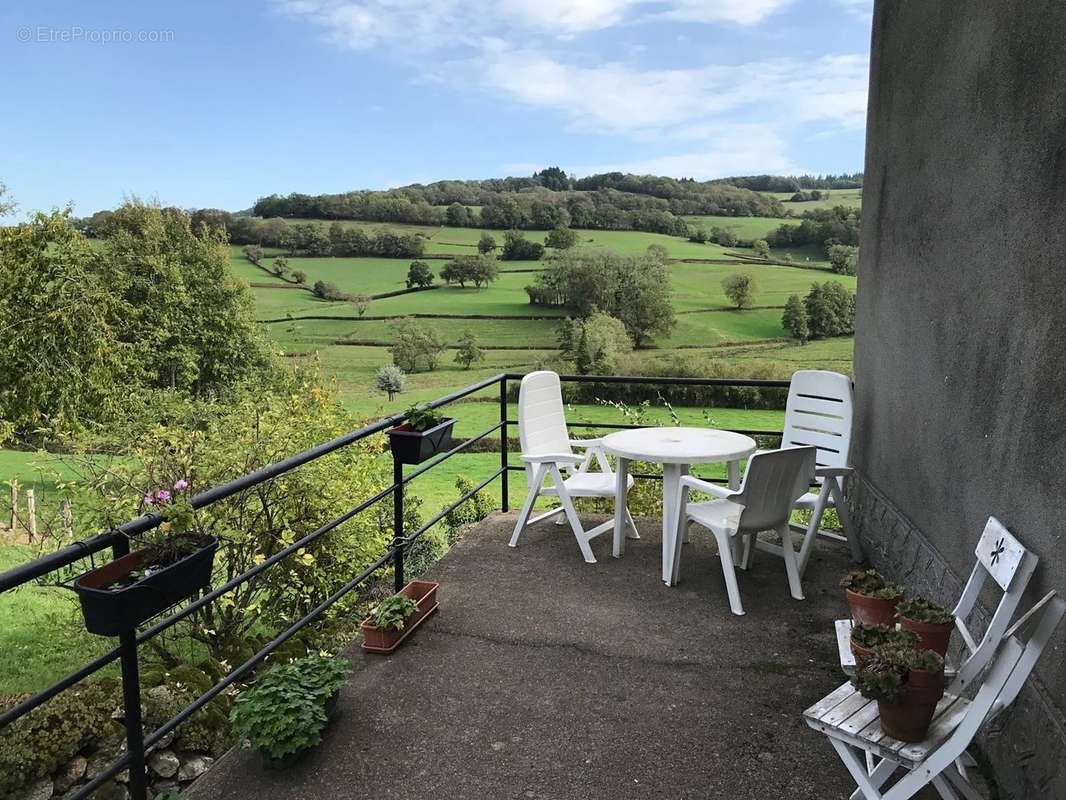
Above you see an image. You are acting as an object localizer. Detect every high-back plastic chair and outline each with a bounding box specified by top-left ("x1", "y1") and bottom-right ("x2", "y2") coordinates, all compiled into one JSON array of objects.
[
  {"x1": 509, "y1": 371, "x2": 636, "y2": 563},
  {"x1": 778, "y1": 370, "x2": 862, "y2": 573},
  {"x1": 675, "y1": 446, "x2": 817, "y2": 615}
]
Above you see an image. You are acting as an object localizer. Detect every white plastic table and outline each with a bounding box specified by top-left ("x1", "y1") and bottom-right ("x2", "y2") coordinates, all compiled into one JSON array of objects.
[{"x1": 601, "y1": 427, "x2": 757, "y2": 585}]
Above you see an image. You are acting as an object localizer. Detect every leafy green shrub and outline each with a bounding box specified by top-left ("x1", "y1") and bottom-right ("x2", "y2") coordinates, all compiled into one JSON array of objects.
[
  {"x1": 403, "y1": 403, "x2": 446, "y2": 432},
  {"x1": 372, "y1": 594, "x2": 418, "y2": 631},
  {"x1": 840, "y1": 569, "x2": 904, "y2": 600},
  {"x1": 230, "y1": 654, "x2": 351, "y2": 762},
  {"x1": 374, "y1": 364, "x2": 406, "y2": 401},
  {"x1": 311, "y1": 280, "x2": 349, "y2": 301},
  {"x1": 851, "y1": 624, "x2": 918, "y2": 651},
  {"x1": 443, "y1": 476, "x2": 494, "y2": 544},
  {"x1": 897, "y1": 597, "x2": 955, "y2": 625},
  {"x1": 0, "y1": 678, "x2": 121, "y2": 796}
]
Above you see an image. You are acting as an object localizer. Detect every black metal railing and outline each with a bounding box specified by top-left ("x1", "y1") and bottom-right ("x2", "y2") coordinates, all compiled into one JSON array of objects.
[{"x1": 0, "y1": 372, "x2": 789, "y2": 800}]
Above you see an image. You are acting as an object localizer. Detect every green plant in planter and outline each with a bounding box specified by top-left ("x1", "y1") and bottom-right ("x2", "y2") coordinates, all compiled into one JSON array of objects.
[
  {"x1": 372, "y1": 593, "x2": 419, "y2": 631},
  {"x1": 897, "y1": 597, "x2": 955, "y2": 625},
  {"x1": 230, "y1": 654, "x2": 351, "y2": 763},
  {"x1": 851, "y1": 624, "x2": 919, "y2": 651},
  {"x1": 403, "y1": 403, "x2": 445, "y2": 432},
  {"x1": 855, "y1": 645, "x2": 944, "y2": 703},
  {"x1": 840, "y1": 569, "x2": 904, "y2": 600}
]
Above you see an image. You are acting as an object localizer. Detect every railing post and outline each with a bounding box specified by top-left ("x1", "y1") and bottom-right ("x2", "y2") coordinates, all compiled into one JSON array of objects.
[
  {"x1": 392, "y1": 457, "x2": 404, "y2": 592},
  {"x1": 119, "y1": 629, "x2": 148, "y2": 800},
  {"x1": 500, "y1": 377, "x2": 509, "y2": 512}
]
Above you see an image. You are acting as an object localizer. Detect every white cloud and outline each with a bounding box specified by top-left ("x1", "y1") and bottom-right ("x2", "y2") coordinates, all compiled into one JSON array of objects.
[
  {"x1": 469, "y1": 49, "x2": 869, "y2": 138},
  {"x1": 276, "y1": 0, "x2": 794, "y2": 49},
  {"x1": 574, "y1": 125, "x2": 801, "y2": 179}
]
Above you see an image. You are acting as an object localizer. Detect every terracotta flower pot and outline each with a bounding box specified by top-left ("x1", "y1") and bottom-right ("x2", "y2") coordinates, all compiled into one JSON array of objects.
[
  {"x1": 898, "y1": 615, "x2": 953, "y2": 658},
  {"x1": 845, "y1": 589, "x2": 901, "y2": 627},
  {"x1": 877, "y1": 668, "x2": 945, "y2": 743},
  {"x1": 850, "y1": 636, "x2": 876, "y2": 670},
  {"x1": 361, "y1": 580, "x2": 439, "y2": 654}
]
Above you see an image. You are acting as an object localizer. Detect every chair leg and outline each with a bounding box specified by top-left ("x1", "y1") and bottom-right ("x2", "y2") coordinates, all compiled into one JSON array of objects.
[
  {"x1": 624, "y1": 508, "x2": 640, "y2": 540},
  {"x1": 739, "y1": 531, "x2": 755, "y2": 570},
  {"x1": 943, "y1": 765, "x2": 983, "y2": 800},
  {"x1": 931, "y1": 775, "x2": 962, "y2": 800},
  {"x1": 829, "y1": 739, "x2": 886, "y2": 800},
  {"x1": 509, "y1": 465, "x2": 545, "y2": 548},
  {"x1": 830, "y1": 478, "x2": 863, "y2": 564},
  {"x1": 798, "y1": 481, "x2": 832, "y2": 576},
  {"x1": 712, "y1": 527, "x2": 745, "y2": 616},
  {"x1": 779, "y1": 523, "x2": 805, "y2": 601},
  {"x1": 550, "y1": 465, "x2": 596, "y2": 564}
]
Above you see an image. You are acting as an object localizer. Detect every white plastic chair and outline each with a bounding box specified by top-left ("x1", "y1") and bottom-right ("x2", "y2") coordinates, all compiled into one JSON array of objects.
[
  {"x1": 836, "y1": 516, "x2": 1039, "y2": 695},
  {"x1": 508, "y1": 371, "x2": 637, "y2": 564},
  {"x1": 807, "y1": 591, "x2": 1064, "y2": 800},
  {"x1": 756, "y1": 370, "x2": 861, "y2": 575},
  {"x1": 674, "y1": 446, "x2": 816, "y2": 615}
]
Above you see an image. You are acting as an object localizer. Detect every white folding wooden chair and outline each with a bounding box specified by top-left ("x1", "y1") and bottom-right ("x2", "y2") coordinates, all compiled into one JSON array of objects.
[
  {"x1": 508, "y1": 371, "x2": 637, "y2": 564},
  {"x1": 755, "y1": 370, "x2": 862, "y2": 576},
  {"x1": 807, "y1": 591, "x2": 1064, "y2": 800},
  {"x1": 673, "y1": 446, "x2": 816, "y2": 615},
  {"x1": 836, "y1": 516, "x2": 1039, "y2": 694}
]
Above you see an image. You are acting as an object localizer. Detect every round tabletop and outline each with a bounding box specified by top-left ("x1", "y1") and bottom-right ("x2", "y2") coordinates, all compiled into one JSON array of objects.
[{"x1": 601, "y1": 427, "x2": 757, "y2": 465}]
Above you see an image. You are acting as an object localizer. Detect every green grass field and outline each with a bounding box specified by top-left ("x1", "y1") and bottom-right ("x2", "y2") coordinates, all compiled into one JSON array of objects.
[{"x1": 768, "y1": 187, "x2": 863, "y2": 212}]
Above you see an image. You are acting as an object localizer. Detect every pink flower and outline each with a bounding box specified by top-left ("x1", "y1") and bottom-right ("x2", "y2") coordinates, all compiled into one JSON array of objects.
[
  {"x1": 156, "y1": 490, "x2": 171, "y2": 503},
  {"x1": 143, "y1": 492, "x2": 156, "y2": 506},
  {"x1": 173, "y1": 479, "x2": 189, "y2": 491}
]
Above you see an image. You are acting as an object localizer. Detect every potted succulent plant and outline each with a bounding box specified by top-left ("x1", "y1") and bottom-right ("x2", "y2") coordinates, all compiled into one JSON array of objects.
[
  {"x1": 840, "y1": 569, "x2": 905, "y2": 626},
  {"x1": 387, "y1": 403, "x2": 456, "y2": 465},
  {"x1": 74, "y1": 479, "x2": 218, "y2": 636},
  {"x1": 855, "y1": 645, "x2": 945, "y2": 743},
  {"x1": 230, "y1": 653, "x2": 352, "y2": 769},
  {"x1": 850, "y1": 624, "x2": 919, "y2": 670},
  {"x1": 897, "y1": 597, "x2": 956, "y2": 658},
  {"x1": 361, "y1": 580, "x2": 439, "y2": 654}
]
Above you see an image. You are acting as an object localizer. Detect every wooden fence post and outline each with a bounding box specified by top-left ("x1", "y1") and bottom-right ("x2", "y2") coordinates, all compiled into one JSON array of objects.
[
  {"x1": 9, "y1": 481, "x2": 17, "y2": 531},
  {"x1": 26, "y1": 489, "x2": 37, "y2": 542}
]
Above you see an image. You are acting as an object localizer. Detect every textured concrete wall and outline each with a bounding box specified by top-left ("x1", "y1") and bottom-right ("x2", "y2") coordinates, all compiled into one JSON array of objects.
[{"x1": 853, "y1": 1, "x2": 1066, "y2": 796}]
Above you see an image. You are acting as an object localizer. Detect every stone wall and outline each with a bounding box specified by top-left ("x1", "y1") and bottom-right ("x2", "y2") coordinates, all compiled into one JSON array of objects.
[{"x1": 853, "y1": 2, "x2": 1066, "y2": 795}]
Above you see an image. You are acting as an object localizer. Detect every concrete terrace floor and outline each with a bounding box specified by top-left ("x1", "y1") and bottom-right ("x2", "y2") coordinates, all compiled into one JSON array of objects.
[{"x1": 188, "y1": 513, "x2": 918, "y2": 800}]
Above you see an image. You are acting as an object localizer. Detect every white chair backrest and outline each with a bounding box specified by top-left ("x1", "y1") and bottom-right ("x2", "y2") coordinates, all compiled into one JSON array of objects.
[
  {"x1": 781, "y1": 370, "x2": 853, "y2": 473},
  {"x1": 733, "y1": 446, "x2": 817, "y2": 531},
  {"x1": 951, "y1": 517, "x2": 1039, "y2": 692},
  {"x1": 922, "y1": 592, "x2": 1064, "y2": 767},
  {"x1": 518, "y1": 371, "x2": 572, "y2": 485}
]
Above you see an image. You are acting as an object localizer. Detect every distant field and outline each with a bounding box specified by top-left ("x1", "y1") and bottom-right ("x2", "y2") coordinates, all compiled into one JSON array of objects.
[
  {"x1": 769, "y1": 187, "x2": 862, "y2": 212},
  {"x1": 681, "y1": 215, "x2": 797, "y2": 241}
]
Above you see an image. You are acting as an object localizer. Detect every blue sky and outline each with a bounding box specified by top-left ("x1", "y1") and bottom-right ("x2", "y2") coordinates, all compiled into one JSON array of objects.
[{"x1": 0, "y1": 0, "x2": 872, "y2": 219}]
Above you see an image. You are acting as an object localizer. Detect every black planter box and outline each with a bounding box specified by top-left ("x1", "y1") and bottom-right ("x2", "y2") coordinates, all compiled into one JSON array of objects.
[
  {"x1": 74, "y1": 536, "x2": 219, "y2": 636},
  {"x1": 387, "y1": 418, "x2": 456, "y2": 464}
]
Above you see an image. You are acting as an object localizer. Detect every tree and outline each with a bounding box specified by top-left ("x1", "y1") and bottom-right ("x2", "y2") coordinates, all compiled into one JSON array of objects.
[
  {"x1": 440, "y1": 255, "x2": 498, "y2": 288},
  {"x1": 374, "y1": 365, "x2": 406, "y2": 401},
  {"x1": 388, "y1": 318, "x2": 445, "y2": 372},
  {"x1": 0, "y1": 182, "x2": 15, "y2": 217},
  {"x1": 312, "y1": 280, "x2": 348, "y2": 301},
  {"x1": 713, "y1": 227, "x2": 738, "y2": 247},
  {"x1": 545, "y1": 225, "x2": 578, "y2": 250},
  {"x1": 532, "y1": 166, "x2": 571, "y2": 191},
  {"x1": 406, "y1": 260, "x2": 434, "y2": 289},
  {"x1": 804, "y1": 281, "x2": 856, "y2": 339},
  {"x1": 561, "y1": 313, "x2": 632, "y2": 375},
  {"x1": 272, "y1": 255, "x2": 290, "y2": 277},
  {"x1": 445, "y1": 202, "x2": 471, "y2": 227},
  {"x1": 646, "y1": 244, "x2": 669, "y2": 263},
  {"x1": 454, "y1": 330, "x2": 484, "y2": 369},
  {"x1": 243, "y1": 244, "x2": 263, "y2": 265},
  {"x1": 292, "y1": 269, "x2": 308, "y2": 285},
  {"x1": 350, "y1": 294, "x2": 371, "y2": 317},
  {"x1": 827, "y1": 243, "x2": 858, "y2": 276},
  {"x1": 781, "y1": 294, "x2": 809, "y2": 343},
  {"x1": 501, "y1": 230, "x2": 544, "y2": 261},
  {"x1": 752, "y1": 239, "x2": 770, "y2": 258},
  {"x1": 721, "y1": 272, "x2": 759, "y2": 309},
  {"x1": 477, "y1": 233, "x2": 497, "y2": 255},
  {"x1": 688, "y1": 228, "x2": 709, "y2": 244}
]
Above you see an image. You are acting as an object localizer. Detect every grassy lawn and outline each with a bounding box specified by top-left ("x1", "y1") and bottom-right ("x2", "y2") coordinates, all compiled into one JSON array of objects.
[{"x1": 767, "y1": 187, "x2": 862, "y2": 212}]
